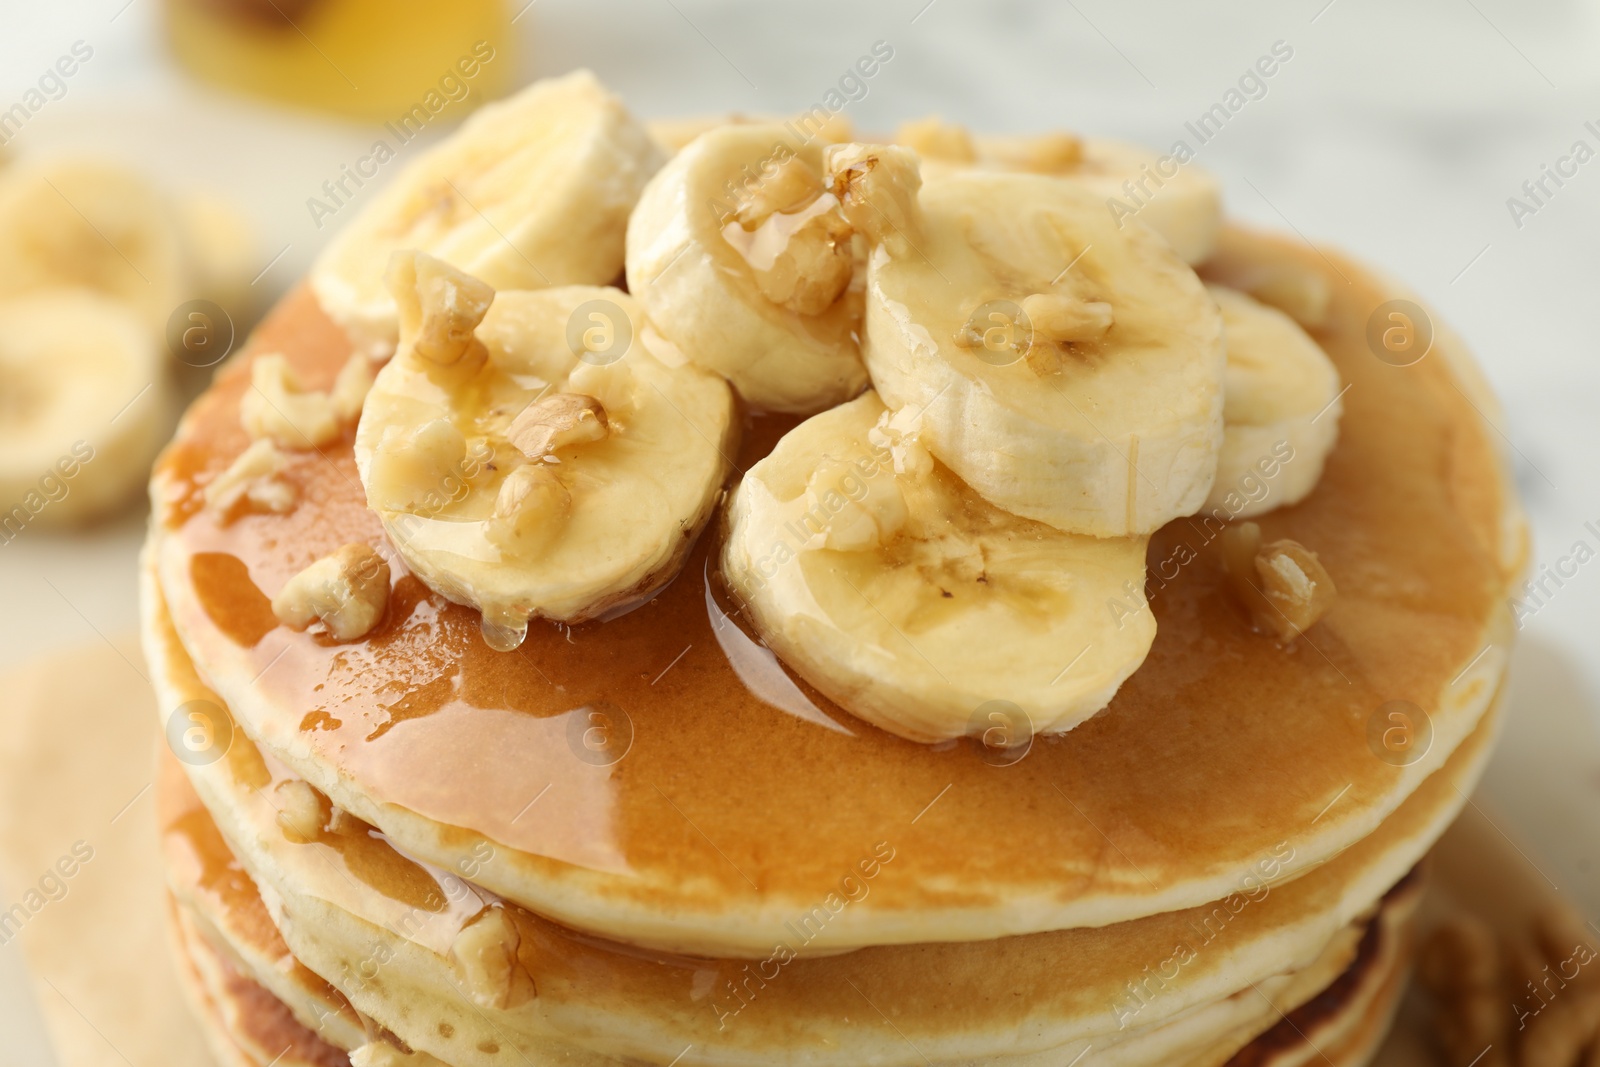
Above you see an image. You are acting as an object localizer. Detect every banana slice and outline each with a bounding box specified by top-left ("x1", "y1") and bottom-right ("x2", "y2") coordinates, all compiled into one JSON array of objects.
[
  {"x1": 0, "y1": 290, "x2": 174, "y2": 526},
  {"x1": 889, "y1": 119, "x2": 1223, "y2": 265},
  {"x1": 976, "y1": 131, "x2": 1223, "y2": 265},
  {"x1": 312, "y1": 70, "x2": 662, "y2": 352},
  {"x1": 354, "y1": 253, "x2": 734, "y2": 648},
  {"x1": 858, "y1": 157, "x2": 1225, "y2": 538},
  {"x1": 647, "y1": 113, "x2": 856, "y2": 157},
  {"x1": 1204, "y1": 285, "x2": 1342, "y2": 518},
  {"x1": 175, "y1": 192, "x2": 259, "y2": 316},
  {"x1": 722, "y1": 391, "x2": 1154, "y2": 743},
  {"x1": 625, "y1": 122, "x2": 867, "y2": 413},
  {"x1": 0, "y1": 159, "x2": 190, "y2": 332}
]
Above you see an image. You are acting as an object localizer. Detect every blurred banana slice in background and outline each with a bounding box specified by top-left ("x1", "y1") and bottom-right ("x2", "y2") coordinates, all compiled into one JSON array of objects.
[
  {"x1": 893, "y1": 117, "x2": 1225, "y2": 265},
  {"x1": 0, "y1": 291, "x2": 174, "y2": 526},
  {"x1": 174, "y1": 192, "x2": 261, "y2": 317},
  {"x1": 645, "y1": 112, "x2": 856, "y2": 157},
  {"x1": 722, "y1": 391, "x2": 1154, "y2": 742},
  {"x1": 859, "y1": 157, "x2": 1226, "y2": 538},
  {"x1": 0, "y1": 159, "x2": 191, "y2": 333},
  {"x1": 1205, "y1": 284, "x2": 1343, "y2": 517},
  {"x1": 626, "y1": 122, "x2": 868, "y2": 413},
  {"x1": 355, "y1": 252, "x2": 734, "y2": 648},
  {"x1": 313, "y1": 70, "x2": 662, "y2": 352},
  {"x1": 0, "y1": 157, "x2": 258, "y2": 531}
]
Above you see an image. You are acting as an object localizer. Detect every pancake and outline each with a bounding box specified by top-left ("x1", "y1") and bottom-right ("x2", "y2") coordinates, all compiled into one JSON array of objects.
[
  {"x1": 156, "y1": 728, "x2": 1422, "y2": 1067},
  {"x1": 152, "y1": 694, "x2": 1414, "y2": 1067},
  {"x1": 168, "y1": 895, "x2": 349, "y2": 1067},
  {"x1": 164, "y1": 813, "x2": 1413, "y2": 1067},
  {"x1": 146, "y1": 223, "x2": 1525, "y2": 958},
  {"x1": 1221, "y1": 875, "x2": 1417, "y2": 1067},
  {"x1": 156, "y1": 740, "x2": 376, "y2": 1057},
  {"x1": 143, "y1": 555, "x2": 1502, "y2": 1067}
]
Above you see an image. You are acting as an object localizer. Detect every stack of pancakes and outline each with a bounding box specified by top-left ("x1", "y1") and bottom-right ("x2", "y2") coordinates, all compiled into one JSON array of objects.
[{"x1": 141, "y1": 119, "x2": 1524, "y2": 1067}]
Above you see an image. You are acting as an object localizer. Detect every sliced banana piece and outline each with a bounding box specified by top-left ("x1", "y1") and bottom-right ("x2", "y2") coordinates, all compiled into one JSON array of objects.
[
  {"x1": 0, "y1": 159, "x2": 190, "y2": 332},
  {"x1": 860, "y1": 159, "x2": 1225, "y2": 538},
  {"x1": 175, "y1": 192, "x2": 259, "y2": 316},
  {"x1": 0, "y1": 290, "x2": 174, "y2": 526},
  {"x1": 723, "y1": 392, "x2": 1154, "y2": 743},
  {"x1": 968, "y1": 130, "x2": 1223, "y2": 265},
  {"x1": 313, "y1": 70, "x2": 661, "y2": 352},
  {"x1": 1205, "y1": 285, "x2": 1342, "y2": 517},
  {"x1": 625, "y1": 122, "x2": 867, "y2": 413},
  {"x1": 354, "y1": 253, "x2": 734, "y2": 647},
  {"x1": 647, "y1": 113, "x2": 856, "y2": 157}
]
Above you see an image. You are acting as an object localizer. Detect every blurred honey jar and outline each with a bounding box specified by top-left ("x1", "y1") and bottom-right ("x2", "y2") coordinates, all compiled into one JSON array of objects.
[{"x1": 164, "y1": 0, "x2": 515, "y2": 122}]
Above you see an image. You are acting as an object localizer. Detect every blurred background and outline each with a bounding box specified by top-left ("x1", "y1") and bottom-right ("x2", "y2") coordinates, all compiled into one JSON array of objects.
[{"x1": 1, "y1": 0, "x2": 1597, "y2": 1061}]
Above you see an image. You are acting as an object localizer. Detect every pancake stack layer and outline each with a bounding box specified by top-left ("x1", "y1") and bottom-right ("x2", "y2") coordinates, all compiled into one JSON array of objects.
[{"x1": 142, "y1": 73, "x2": 1525, "y2": 1066}]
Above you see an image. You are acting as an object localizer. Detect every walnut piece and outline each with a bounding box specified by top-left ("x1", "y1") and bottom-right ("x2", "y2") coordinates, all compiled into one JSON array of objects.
[
  {"x1": 1418, "y1": 905, "x2": 1600, "y2": 1067},
  {"x1": 747, "y1": 204, "x2": 853, "y2": 315},
  {"x1": 826, "y1": 143, "x2": 924, "y2": 255},
  {"x1": 240, "y1": 353, "x2": 372, "y2": 450},
  {"x1": 735, "y1": 155, "x2": 826, "y2": 227},
  {"x1": 1417, "y1": 915, "x2": 1514, "y2": 1067},
  {"x1": 241, "y1": 354, "x2": 336, "y2": 448},
  {"x1": 274, "y1": 779, "x2": 331, "y2": 844},
  {"x1": 1018, "y1": 292, "x2": 1114, "y2": 376},
  {"x1": 450, "y1": 906, "x2": 535, "y2": 1010},
  {"x1": 991, "y1": 132, "x2": 1084, "y2": 173},
  {"x1": 506, "y1": 393, "x2": 608, "y2": 460},
  {"x1": 1221, "y1": 522, "x2": 1337, "y2": 641},
  {"x1": 486, "y1": 464, "x2": 571, "y2": 554},
  {"x1": 385, "y1": 250, "x2": 493, "y2": 366},
  {"x1": 271, "y1": 543, "x2": 391, "y2": 641},
  {"x1": 894, "y1": 116, "x2": 977, "y2": 163},
  {"x1": 204, "y1": 438, "x2": 297, "y2": 520}
]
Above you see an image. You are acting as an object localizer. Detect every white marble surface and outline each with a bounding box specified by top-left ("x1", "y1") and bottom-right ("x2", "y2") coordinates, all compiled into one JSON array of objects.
[{"x1": 1, "y1": 2, "x2": 1598, "y2": 1063}]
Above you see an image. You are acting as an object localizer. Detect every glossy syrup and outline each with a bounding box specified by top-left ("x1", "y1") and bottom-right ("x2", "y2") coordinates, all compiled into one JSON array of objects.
[{"x1": 156, "y1": 265, "x2": 1511, "y2": 915}]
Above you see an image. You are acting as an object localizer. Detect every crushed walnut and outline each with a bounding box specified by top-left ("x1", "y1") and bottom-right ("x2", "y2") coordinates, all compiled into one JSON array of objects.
[
  {"x1": 894, "y1": 116, "x2": 977, "y2": 163},
  {"x1": 271, "y1": 543, "x2": 391, "y2": 641},
  {"x1": 1419, "y1": 907, "x2": 1600, "y2": 1067},
  {"x1": 724, "y1": 155, "x2": 854, "y2": 316},
  {"x1": 826, "y1": 142, "x2": 924, "y2": 256},
  {"x1": 204, "y1": 438, "x2": 297, "y2": 521},
  {"x1": 385, "y1": 249, "x2": 493, "y2": 367},
  {"x1": 486, "y1": 463, "x2": 571, "y2": 554},
  {"x1": 507, "y1": 393, "x2": 608, "y2": 460},
  {"x1": 450, "y1": 905, "x2": 536, "y2": 1010},
  {"x1": 1221, "y1": 521, "x2": 1337, "y2": 641},
  {"x1": 240, "y1": 352, "x2": 373, "y2": 449},
  {"x1": 274, "y1": 779, "x2": 332, "y2": 844}
]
